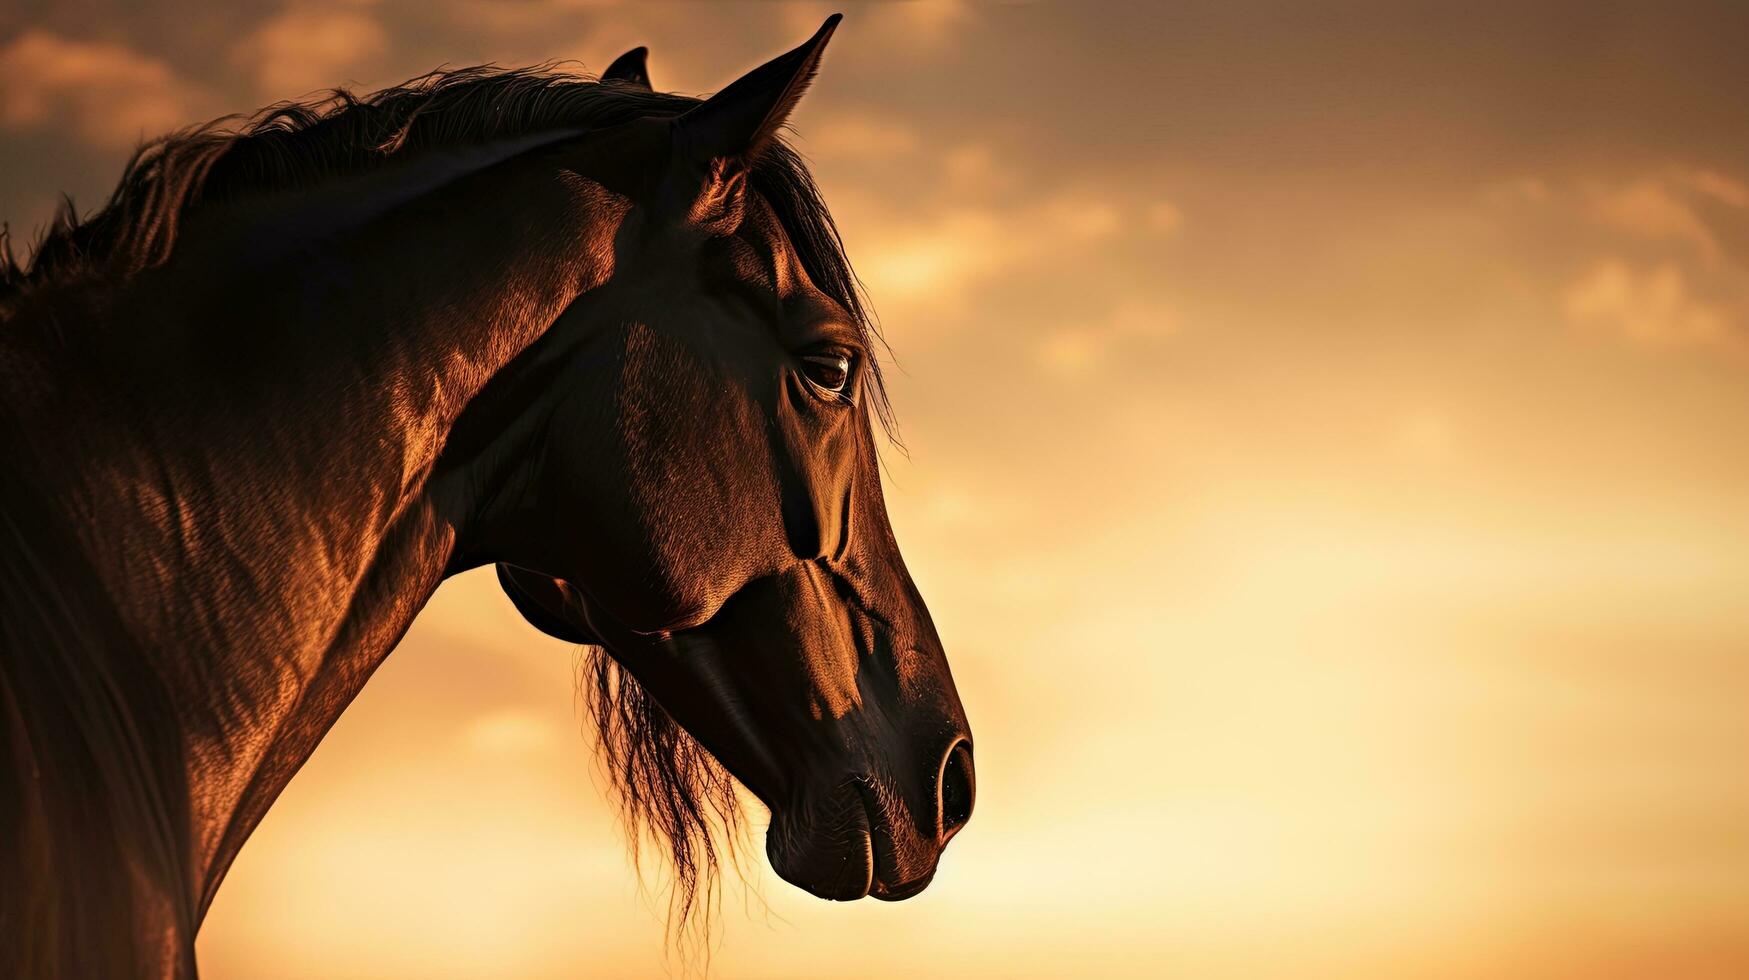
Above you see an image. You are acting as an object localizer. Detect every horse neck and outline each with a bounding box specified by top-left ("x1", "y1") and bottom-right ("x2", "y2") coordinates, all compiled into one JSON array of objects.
[{"x1": 5, "y1": 140, "x2": 622, "y2": 926}]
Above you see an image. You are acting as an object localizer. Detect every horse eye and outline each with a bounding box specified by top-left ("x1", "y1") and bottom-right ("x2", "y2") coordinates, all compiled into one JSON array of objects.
[{"x1": 801, "y1": 352, "x2": 852, "y2": 394}]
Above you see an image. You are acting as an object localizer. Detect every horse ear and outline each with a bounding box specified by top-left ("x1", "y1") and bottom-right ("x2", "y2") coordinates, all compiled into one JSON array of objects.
[
  {"x1": 603, "y1": 46, "x2": 651, "y2": 89},
  {"x1": 676, "y1": 13, "x2": 840, "y2": 165},
  {"x1": 496, "y1": 564, "x2": 601, "y2": 645}
]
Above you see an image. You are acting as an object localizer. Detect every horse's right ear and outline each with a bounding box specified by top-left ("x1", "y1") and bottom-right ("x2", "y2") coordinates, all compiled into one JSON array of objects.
[
  {"x1": 675, "y1": 13, "x2": 840, "y2": 165},
  {"x1": 602, "y1": 46, "x2": 651, "y2": 89}
]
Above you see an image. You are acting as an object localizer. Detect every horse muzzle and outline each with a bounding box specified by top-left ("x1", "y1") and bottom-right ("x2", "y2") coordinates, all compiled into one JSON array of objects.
[{"x1": 765, "y1": 736, "x2": 975, "y2": 902}]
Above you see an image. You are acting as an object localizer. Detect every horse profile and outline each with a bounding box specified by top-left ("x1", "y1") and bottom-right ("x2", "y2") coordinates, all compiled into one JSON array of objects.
[{"x1": 0, "y1": 16, "x2": 974, "y2": 977}]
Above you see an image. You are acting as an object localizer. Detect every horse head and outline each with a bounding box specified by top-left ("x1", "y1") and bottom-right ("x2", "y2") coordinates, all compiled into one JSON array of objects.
[{"x1": 488, "y1": 18, "x2": 974, "y2": 906}]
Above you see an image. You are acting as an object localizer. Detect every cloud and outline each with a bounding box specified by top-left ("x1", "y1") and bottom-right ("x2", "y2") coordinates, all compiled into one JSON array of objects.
[
  {"x1": 823, "y1": 124, "x2": 1185, "y2": 359},
  {"x1": 1583, "y1": 176, "x2": 1722, "y2": 264},
  {"x1": 780, "y1": 0, "x2": 973, "y2": 56},
  {"x1": 1562, "y1": 258, "x2": 1737, "y2": 351},
  {"x1": 802, "y1": 112, "x2": 922, "y2": 161},
  {"x1": 460, "y1": 708, "x2": 560, "y2": 756},
  {"x1": 1489, "y1": 168, "x2": 1749, "y2": 357},
  {"x1": 0, "y1": 30, "x2": 198, "y2": 149},
  {"x1": 232, "y1": 6, "x2": 388, "y2": 98},
  {"x1": 1034, "y1": 301, "x2": 1178, "y2": 378},
  {"x1": 1686, "y1": 170, "x2": 1749, "y2": 209},
  {"x1": 1147, "y1": 200, "x2": 1184, "y2": 234},
  {"x1": 889, "y1": 0, "x2": 976, "y2": 45},
  {"x1": 851, "y1": 190, "x2": 1128, "y2": 316}
]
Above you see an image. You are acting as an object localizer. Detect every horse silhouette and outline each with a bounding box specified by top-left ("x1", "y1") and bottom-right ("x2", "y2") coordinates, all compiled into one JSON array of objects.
[{"x1": 0, "y1": 16, "x2": 974, "y2": 977}]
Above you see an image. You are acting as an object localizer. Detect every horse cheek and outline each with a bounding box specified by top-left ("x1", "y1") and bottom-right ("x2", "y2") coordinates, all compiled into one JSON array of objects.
[{"x1": 773, "y1": 383, "x2": 855, "y2": 563}]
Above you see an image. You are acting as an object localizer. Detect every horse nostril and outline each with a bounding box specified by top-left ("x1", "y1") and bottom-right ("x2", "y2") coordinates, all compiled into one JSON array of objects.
[{"x1": 938, "y1": 740, "x2": 975, "y2": 836}]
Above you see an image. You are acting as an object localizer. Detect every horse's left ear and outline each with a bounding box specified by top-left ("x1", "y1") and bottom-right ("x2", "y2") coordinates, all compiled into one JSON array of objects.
[
  {"x1": 676, "y1": 13, "x2": 840, "y2": 165},
  {"x1": 602, "y1": 46, "x2": 651, "y2": 89}
]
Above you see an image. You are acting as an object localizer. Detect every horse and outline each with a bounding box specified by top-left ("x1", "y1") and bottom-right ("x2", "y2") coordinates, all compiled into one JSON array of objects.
[{"x1": 0, "y1": 16, "x2": 975, "y2": 977}]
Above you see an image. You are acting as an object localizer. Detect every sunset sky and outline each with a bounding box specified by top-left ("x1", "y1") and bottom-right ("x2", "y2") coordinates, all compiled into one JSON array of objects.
[{"x1": 5, "y1": 1, "x2": 1749, "y2": 977}]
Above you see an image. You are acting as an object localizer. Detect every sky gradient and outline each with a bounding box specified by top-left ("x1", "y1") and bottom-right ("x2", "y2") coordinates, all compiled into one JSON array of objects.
[{"x1": 4, "y1": 1, "x2": 1748, "y2": 976}]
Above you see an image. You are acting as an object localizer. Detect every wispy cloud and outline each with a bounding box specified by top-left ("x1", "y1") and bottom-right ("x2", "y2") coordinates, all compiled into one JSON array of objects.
[
  {"x1": 0, "y1": 30, "x2": 199, "y2": 149},
  {"x1": 802, "y1": 111, "x2": 922, "y2": 160},
  {"x1": 1583, "y1": 175, "x2": 1725, "y2": 265},
  {"x1": 847, "y1": 188, "x2": 1155, "y2": 325},
  {"x1": 1489, "y1": 167, "x2": 1749, "y2": 356},
  {"x1": 232, "y1": 5, "x2": 388, "y2": 98},
  {"x1": 780, "y1": 0, "x2": 975, "y2": 56},
  {"x1": 1562, "y1": 258, "x2": 1738, "y2": 352},
  {"x1": 461, "y1": 708, "x2": 561, "y2": 756},
  {"x1": 1034, "y1": 301, "x2": 1178, "y2": 379}
]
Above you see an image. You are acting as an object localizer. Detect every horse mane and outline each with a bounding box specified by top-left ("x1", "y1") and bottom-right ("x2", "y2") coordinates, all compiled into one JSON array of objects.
[
  {"x1": 0, "y1": 62, "x2": 895, "y2": 430},
  {"x1": 1, "y1": 62, "x2": 895, "y2": 946},
  {"x1": 579, "y1": 647, "x2": 749, "y2": 945}
]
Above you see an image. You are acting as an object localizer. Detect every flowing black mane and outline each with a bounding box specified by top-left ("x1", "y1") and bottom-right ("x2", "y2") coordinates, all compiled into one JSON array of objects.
[
  {"x1": 1, "y1": 62, "x2": 893, "y2": 945},
  {"x1": 0, "y1": 67, "x2": 885, "y2": 402}
]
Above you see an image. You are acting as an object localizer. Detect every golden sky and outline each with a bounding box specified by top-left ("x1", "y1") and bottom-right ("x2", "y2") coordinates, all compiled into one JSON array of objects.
[{"x1": 5, "y1": 2, "x2": 1749, "y2": 977}]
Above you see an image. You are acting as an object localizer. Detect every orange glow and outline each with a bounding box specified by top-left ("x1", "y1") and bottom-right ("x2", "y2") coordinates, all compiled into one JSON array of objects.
[{"x1": 5, "y1": 2, "x2": 1748, "y2": 976}]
